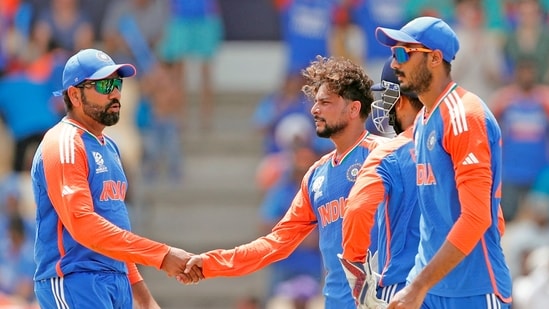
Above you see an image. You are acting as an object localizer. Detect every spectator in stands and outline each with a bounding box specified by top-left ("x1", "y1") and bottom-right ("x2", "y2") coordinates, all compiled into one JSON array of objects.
[
  {"x1": 136, "y1": 64, "x2": 184, "y2": 185},
  {"x1": 33, "y1": 0, "x2": 95, "y2": 54},
  {"x1": 0, "y1": 0, "x2": 33, "y2": 75},
  {"x1": 0, "y1": 171, "x2": 36, "y2": 306},
  {"x1": 257, "y1": 136, "x2": 323, "y2": 307},
  {"x1": 0, "y1": 41, "x2": 65, "y2": 175},
  {"x1": 335, "y1": 0, "x2": 407, "y2": 74},
  {"x1": 0, "y1": 213, "x2": 36, "y2": 306},
  {"x1": 156, "y1": 0, "x2": 223, "y2": 131},
  {"x1": 502, "y1": 0, "x2": 549, "y2": 83},
  {"x1": 101, "y1": 0, "x2": 167, "y2": 72},
  {"x1": 502, "y1": 163, "x2": 549, "y2": 282},
  {"x1": 490, "y1": 55, "x2": 549, "y2": 222},
  {"x1": 273, "y1": 0, "x2": 338, "y2": 76},
  {"x1": 252, "y1": 73, "x2": 332, "y2": 162},
  {"x1": 452, "y1": 0, "x2": 505, "y2": 102}
]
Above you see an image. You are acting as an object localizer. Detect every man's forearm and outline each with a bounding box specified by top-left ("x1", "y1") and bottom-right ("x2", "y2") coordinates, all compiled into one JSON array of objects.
[
  {"x1": 132, "y1": 280, "x2": 161, "y2": 309},
  {"x1": 411, "y1": 240, "x2": 466, "y2": 292}
]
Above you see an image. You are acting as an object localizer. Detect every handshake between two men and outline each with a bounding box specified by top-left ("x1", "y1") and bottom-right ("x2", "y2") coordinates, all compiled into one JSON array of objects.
[
  {"x1": 159, "y1": 247, "x2": 387, "y2": 309},
  {"x1": 159, "y1": 247, "x2": 205, "y2": 284}
]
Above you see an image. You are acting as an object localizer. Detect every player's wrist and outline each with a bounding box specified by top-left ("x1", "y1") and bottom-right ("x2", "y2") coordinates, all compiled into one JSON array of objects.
[{"x1": 408, "y1": 279, "x2": 430, "y2": 295}]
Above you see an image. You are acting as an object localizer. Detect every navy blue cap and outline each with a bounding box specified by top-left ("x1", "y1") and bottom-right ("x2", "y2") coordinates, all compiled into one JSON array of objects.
[
  {"x1": 375, "y1": 16, "x2": 460, "y2": 63},
  {"x1": 372, "y1": 57, "x2": 400, "y2": 91}
]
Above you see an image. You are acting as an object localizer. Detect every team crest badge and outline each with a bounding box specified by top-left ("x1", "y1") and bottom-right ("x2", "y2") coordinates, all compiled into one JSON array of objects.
[
  {"x1": 96, "y1": 50, "x2": 113, "y2": 62},
  {"x1": 346, "y1": 163, "x2": 362, "y2": 182},
  {"x1": 427, "y1": 131, "x2": 436, "y2": 151}
]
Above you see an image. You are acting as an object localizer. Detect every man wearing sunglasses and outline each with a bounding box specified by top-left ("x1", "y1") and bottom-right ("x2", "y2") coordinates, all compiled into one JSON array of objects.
[
  {"x1": 30, "y1": 48, "x2": 202, "y2": 309},
  {"x1": 375, "y1": 16, "x2": 512, "y2": 309},
  {"x1": 339, "y1": 56, "x2": 423, "y2": 308}
]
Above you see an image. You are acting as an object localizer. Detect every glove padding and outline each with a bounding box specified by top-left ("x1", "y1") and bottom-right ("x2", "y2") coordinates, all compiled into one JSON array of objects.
[{"x1": 338, "y1": 251, "x2": 387, "y2": 309}]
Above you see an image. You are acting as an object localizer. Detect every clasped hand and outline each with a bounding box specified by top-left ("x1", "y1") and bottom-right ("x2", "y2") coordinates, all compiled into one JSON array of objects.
[{"x1": 160, "y1": 247, "x2": 204, "y2": 284}]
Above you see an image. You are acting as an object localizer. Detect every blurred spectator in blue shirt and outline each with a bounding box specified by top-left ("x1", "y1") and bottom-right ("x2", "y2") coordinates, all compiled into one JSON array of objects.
[
  {"x1": 32, "y1": 0, "x2": 95, "y2": 54},
  {"x1": 274, "y1": 0, "x2": 338, "y2": 76},
  {"x1": 502, "y1": 0, "x2": 549, "y2": 83},
  {"x1": 256, "y1": 134, "x2": 323, "y2": 308},
  {"x1": 490, "y1": 55, "x2": 549, "y2": 222},
  {"x1": 0, "y1": 214, "x2": 36, "y2": 306},
  {"x1": 0, "y1": 41, "x2": 66, "y2": 173}
]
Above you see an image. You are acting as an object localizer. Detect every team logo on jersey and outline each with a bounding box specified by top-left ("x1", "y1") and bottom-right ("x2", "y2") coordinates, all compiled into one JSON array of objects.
[
  {"x1": 346, "y1": 163, "x2": 362, "y2": 182},
  {"x1": 93, "y1": 151, "x2": 108, "y2": 173},
  {"x1": 427, "y1": 131, "x2": 436, "y2": 151},
  {"x1": 312, "y1": 176, "x2": 325, "y2": 201}
]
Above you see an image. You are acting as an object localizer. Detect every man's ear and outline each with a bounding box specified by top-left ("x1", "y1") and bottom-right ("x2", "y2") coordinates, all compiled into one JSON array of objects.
[
  {"x1": 431, "y1": 50, "x2": 444, "y2": 66},
  {"x1": 67, "y1": 87, "x2": 81, "y2": 106},
  {"x1": 351, "y1": 100, "x2": 362, "y2": 118},
  {"x1": 396, "y1": 97, "x2": 406, "y2": 111}
]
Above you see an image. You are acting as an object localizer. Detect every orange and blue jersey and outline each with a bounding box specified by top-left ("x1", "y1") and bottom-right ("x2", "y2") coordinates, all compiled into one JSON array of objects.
[
  {"x1": 31, "y1": 118, "x2": 169, "y2": 285},
  {"x1": 342, "y1": 127, "x2": 420, "y2": 291},
  {"x1": 411, "y1": 83, "x2": 512, "y2": 302},
  {"x1": 200, "y1": 131, "x2": 385, "y2": 309}
]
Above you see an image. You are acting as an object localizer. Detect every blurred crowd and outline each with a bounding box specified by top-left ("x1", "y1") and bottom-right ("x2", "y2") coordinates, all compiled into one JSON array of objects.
[{"x1": 1, "y1": 0, "x2": 549, "y2": 308}]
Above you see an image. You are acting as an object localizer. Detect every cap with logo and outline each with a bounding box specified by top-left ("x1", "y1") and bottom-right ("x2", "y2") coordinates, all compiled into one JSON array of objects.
[
  {"x1": 375, "y1": 16, "x2": 460, "y2": 63},
  {"x1": 53, "y1": 49, "x2": 136, "y2": 96}
]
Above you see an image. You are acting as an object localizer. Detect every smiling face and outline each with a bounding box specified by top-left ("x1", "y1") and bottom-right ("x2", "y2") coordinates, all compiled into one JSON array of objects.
[{"x1": 310, "y1": 83, "x2": 352, "y2": 138}]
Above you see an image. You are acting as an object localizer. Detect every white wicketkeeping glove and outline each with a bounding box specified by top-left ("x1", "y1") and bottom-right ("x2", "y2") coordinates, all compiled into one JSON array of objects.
[
  {"x1": 369, "y1": 250, "x2": 381, "y2": 284},
  {"x1": 338, "y1": 251, "x2": 387, "y2": 309}
]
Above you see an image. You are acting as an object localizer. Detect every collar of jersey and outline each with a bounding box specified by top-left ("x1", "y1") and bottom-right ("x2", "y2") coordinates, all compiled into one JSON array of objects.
[
  {"x1": 61, "y1": 117, "x2": 106, "y2": 145},
  {"x1": 332, "y1": 130, "x2": 369, "y2": 166},
  {"x1": 422, "y1": 82, "x2": 458, "y2": 123}
]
